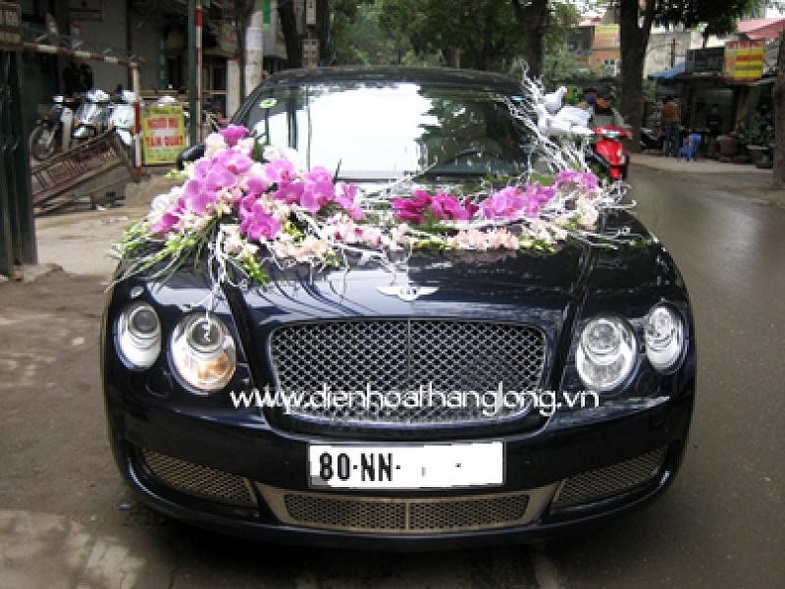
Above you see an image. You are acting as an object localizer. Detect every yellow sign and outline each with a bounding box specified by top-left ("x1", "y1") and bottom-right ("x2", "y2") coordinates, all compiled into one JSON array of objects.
[
  {"x1": 141, "y1": 105, "x2": 186, "y2": 165},
  {"x1": 724, "y1": 40, "x2": 764, "y2": 82}
]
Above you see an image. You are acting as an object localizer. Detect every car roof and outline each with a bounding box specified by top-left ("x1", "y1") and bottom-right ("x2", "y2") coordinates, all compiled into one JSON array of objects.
[{"x1": 260, "y1": 66, "x2": 523, "y2": 93}]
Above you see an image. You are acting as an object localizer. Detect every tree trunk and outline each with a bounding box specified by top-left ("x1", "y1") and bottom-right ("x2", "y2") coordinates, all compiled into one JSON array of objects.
[
  {"x1": 278, "y1": 0, "x2": 302, "y2": 68},
  {"x1": 317, "y1": 0, "x2": 333, "y2": 66},
  {"x1": 619, "y1": 0, "x2": 656, "y2": 154},
  {"x1": 773, "y1": 31, "x2": 785, "y2": 188},
  {"x1": 512, "y1": 0, "x2": 549, "y2": 78}
]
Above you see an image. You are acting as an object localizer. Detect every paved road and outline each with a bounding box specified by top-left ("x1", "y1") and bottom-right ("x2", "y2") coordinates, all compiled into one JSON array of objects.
[{"x1": 1, "y1": 164, "x2": 784, "y2": 588}]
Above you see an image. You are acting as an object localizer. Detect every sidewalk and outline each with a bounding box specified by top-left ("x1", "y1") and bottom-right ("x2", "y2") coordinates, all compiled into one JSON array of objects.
[
  {"x1": 25, "y1": 169, "x2": 181, "y2": 280},
  {"x1": 632, "y1": 152, "x2": 772, "y2": 174}
]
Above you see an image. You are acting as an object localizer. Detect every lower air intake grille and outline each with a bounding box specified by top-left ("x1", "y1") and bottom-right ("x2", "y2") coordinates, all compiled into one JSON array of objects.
[
  {"x1": 140, "y1": 449, "x2": 255, "y2": 506},
  {"x1": 270, "y1": 489, "x2": 531, "y2": 534},
  {"x1": 269, "y1": 319, "x2": 547, "y2": 426},
  {"x1": 553, "y1": 447, "x2": 667, "y2": 508}
]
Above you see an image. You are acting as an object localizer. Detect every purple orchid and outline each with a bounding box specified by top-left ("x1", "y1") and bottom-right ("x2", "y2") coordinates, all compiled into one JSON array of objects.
[
  {"x1": 183, "y1": 178, "x2": 219, "y2": 214},
  {"x1": 219, "y1": 124, "x2": 248, "y2": 147},
  {"x1": 215, "y1": 148, "x2": 253, "y2": 175},
  {"x1": 555, "y1": 170, "x2": 599, "y2": 191},
  {"x1": 273, "y1": 180, "x2": 305, "y2": 204},
  {"x1": 303, "y1": 166, "x2": 333, "y2": 184},
  {"x1": 335, "y1": 182, "x2": 364, "y2": 220},
  {"x1": 239, "y1": 200, "x2": 281, "y2": 241},
  {"x1": 262, "y1": 159, "x2": 296, "y2": 185},
  {"x1": 151, "y1": 198, "x2": 184, "y2": 234},
  {"x1": 300, "y1": 180, "x2": 336, "y2": 213},
  {"x1": 480, "y1": 186, "x2": 525, "y2": 220}
]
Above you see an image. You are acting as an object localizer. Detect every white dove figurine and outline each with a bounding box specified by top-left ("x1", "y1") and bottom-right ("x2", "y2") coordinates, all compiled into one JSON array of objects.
[
  {"x1": 543, "y1": 86, "x2": 567, "y2": 115},
  {"x1": 535, "y1": 103, "x2": 573, "y2": 135},
  {"x1": 553, "y1": 105, "x2": 594, "y2": 136}
]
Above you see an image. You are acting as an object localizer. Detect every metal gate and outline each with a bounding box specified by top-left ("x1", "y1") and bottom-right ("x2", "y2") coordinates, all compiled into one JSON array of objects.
[{"x1": 0, "y1": 48, "x2": 36, "y2": 279}]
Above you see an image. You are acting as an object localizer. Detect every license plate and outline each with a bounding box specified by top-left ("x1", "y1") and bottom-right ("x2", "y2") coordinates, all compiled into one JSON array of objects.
[{"x1": 307, "y1": 441, "x2": 504, "y2": 489}]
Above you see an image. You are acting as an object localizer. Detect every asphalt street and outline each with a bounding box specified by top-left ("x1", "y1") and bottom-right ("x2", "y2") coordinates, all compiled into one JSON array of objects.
[{"x1": 0, "y1": 160, "x2": 784, "y2": 588}]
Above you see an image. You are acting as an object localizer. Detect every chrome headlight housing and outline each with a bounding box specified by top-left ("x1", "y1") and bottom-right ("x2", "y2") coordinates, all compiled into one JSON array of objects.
[
  {"x1": 170, "y1": 313, "x2": 236, "y2": 393},
  {"x1": 116, "y1": 302, "x2": 161, "y2": 369},
  {"x1": 576, "y1": 315, "x2": 637, "y2": 392},
  {"x1": 644, "y1": 304, "x2": 685, "y2": 373}
]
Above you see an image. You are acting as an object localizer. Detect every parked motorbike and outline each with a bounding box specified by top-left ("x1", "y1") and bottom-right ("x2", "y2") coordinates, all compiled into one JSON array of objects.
[
  {"x1": 108, "y1": 89, "x2": 136, "y2": 151},
  {"x1": 587, "y1": 125, "x2": 631, "y2": 181},
  {"x1": 72, "y1": 89, "x2": 113, "y2": 144},
  {"x1": 28, "y1": 94, "x2": 79, "y2": 161},
  {"x1": 640, "y1": 127, "x2": 663, "y2": 153}
]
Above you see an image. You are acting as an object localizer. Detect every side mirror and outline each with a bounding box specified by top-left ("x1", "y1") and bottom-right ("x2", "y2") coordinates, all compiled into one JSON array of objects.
[{"x1": 176, "y1": 143, "x2": 205, "y2": 170}]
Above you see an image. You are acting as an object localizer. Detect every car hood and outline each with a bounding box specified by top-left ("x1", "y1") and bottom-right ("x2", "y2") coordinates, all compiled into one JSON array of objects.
[
  {"x1": 202, "y1": 210, "x2": 677, "y2": 328},
  {"x1": 237, "y1": 238, "x2": 590, "y2": 322}
]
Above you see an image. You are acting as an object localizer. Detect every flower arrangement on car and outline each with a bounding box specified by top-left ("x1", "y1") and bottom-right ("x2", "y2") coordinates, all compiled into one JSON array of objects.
[{"x1": 112, "y1": 123, "x2": 632, "y2": 288}]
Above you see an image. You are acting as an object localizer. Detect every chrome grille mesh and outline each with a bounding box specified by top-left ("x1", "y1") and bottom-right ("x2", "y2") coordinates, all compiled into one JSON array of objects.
[
  {"x1": 141, "y1": 449, "x2": 255, "y2": 506},
  {"x1": 553, "y1": 447, "x2": 667, "y2": 508},
  {"x1": 277, "y1": 490, "x2": 531, "y2": 534},
  {"x1": 269, "y1": 319, "x2": 546, "y2": 425}
]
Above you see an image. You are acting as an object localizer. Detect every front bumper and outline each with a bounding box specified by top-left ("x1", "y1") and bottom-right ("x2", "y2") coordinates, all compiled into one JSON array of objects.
[{"x1": 106, "y1": 382, "x2": 693, "y2": 549}]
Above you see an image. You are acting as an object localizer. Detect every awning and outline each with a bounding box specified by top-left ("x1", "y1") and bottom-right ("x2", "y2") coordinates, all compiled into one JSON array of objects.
[
  {"x1": 648, "y1": 61, "x2": 686, "y2": 80},
  {"x1": 737, "y1": 18, "x2": 785, "y2": 40}
]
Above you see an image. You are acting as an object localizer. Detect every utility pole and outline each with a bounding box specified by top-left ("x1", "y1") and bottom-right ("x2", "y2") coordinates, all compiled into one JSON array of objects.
[
  {"x1": 188, "y1": 0, "x2": 202, "y2": 145},
  {"x1": 0, "y1": 1, "x2": 36, "y2": 280}
]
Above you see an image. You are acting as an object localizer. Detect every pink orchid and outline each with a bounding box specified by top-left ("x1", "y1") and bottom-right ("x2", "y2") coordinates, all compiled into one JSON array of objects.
[
  {"x1": 239, "y1": 200, "x2": 281, "y2": 241},
  {"x1": 219, "y1": 124, "x2": 248, "y2": 147},
  {"x1": 262, "y1": 159, "x2": 296, "y2": 185},
  {"x1": 480, "y1": 186, "x2": 525, "y2": 220}
]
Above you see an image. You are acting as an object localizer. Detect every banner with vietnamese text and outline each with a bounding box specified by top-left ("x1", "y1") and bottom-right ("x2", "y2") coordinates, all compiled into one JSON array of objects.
[{"x1": 141, "y1": 105, "x2": 186, "y2": 165}]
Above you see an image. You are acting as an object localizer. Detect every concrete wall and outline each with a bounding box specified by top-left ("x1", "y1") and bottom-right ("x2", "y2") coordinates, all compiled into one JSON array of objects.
[{"x1": 70, "y1": 1, "x2": 130, "y2": 92}]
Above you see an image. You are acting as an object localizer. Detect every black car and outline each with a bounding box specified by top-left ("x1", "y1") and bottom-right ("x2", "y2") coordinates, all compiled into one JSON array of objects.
[{"x1": 102, "y1": 66, "x2": 695, "y2": 549}]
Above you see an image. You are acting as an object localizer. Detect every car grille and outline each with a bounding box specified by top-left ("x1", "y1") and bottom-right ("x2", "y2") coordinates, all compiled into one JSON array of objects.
[
  {"x1": 552, "y1": 447, "x2": 667, "y2": 508},
  {"x1": 140, "y1": 449, "x2": 256, "y2": 506},
  {"x1": 259, "y1": 486, "x2": 538, "y2": 534},
  {"x1": 269, "y1": 319, "x2": 546, "y2": 426}
]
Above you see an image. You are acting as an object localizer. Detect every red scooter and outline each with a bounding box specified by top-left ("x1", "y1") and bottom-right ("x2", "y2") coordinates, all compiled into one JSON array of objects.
[{"x1": 588, "y1": 126, "x2": 631, "y2": 181}]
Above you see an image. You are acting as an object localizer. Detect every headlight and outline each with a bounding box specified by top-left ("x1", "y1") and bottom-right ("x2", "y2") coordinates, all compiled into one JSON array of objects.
[
  {"x1": 576, "y1": 315, "x2": 636, "y2": 391},
  {"x1": 171, "y1": 313, "x2": 236, "y2": 392},
  {"x1": 116, "y1": 302, "x2": 161, "y2": 369},
  {"x1": 644, "y1": 305, "x2": 684, "y2": 372}
]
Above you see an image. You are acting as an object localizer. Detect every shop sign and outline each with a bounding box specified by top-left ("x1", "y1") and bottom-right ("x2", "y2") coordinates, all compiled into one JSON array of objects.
[
  {"x1": 686, "y1": 47, "x2": 724, "y2": 73},
  {"x1": 141, "y1": 105, "x2": 186, "y2": 165},
  {"x1": 724, "y1": 40, "x2": 764, "y2": 81}
]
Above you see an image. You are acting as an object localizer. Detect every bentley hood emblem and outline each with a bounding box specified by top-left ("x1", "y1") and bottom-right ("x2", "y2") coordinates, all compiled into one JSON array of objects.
[{"x1": 377, "y1": 285, "x2": 439, "y2": 302}]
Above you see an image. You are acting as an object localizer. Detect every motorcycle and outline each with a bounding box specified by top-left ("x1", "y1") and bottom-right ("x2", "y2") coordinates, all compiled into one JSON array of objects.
[
  {"x1": 587, "y1": 125, "x2": 631, "y2": 181},
  {"x1": 640, "y1": 127, "x2": 663, "y2": 153},
  {"x1": 28, "y1": 94, "x2": 79, "y2": 161},
  {"x1": 108, "y1": 89, "x2": 136, "y2": 151},
  {"x1": 71, "y1": 89, "x2": 113, "y2": 144}
]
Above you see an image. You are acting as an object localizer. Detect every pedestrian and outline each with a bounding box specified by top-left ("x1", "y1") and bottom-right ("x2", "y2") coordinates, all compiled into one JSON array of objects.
[
  {"x1": 706, "y1": 104, "x2": 723, "y2": 138},
  {"x1": 588, "y1": 87, "x2": 626, "y2": 128},
  {"x1": 578, "y1": 86, "x2": 597, "y2": 110},
  {"x1": 660, "y1": 96, "x2": 681, "y2": 157}
]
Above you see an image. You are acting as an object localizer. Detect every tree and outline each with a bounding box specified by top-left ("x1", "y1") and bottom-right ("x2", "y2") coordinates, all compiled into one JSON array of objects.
[
  {"x1": 278, "y1": 0, "x2": 303, "y2": 68},
  {"x1": 773, "y1": 29, "x2": 785, "y2": 187},
  {"x1": 378, "y1": 1, "x2": 562, "y2": 73},
  {"x1": 511, "y1": 0, "x2": 551, "y2": 78}
]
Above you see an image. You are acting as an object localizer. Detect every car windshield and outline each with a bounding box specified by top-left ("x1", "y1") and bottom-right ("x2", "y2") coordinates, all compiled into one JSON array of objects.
[{"x1": 243, "y1": 80, "x2": 532, "y2": 181}]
